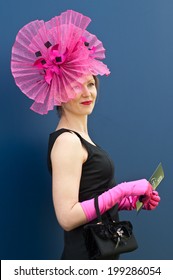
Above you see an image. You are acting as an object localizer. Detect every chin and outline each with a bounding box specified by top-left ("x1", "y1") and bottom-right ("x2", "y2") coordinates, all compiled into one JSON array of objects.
[{"x1": 87, "y1": 110, "x2": 94, "y2": 116}]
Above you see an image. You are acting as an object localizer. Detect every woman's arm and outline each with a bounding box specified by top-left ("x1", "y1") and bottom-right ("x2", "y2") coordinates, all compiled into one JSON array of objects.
[{"x1": 51, "y1": 132, "x2": 88, "y2": 231}]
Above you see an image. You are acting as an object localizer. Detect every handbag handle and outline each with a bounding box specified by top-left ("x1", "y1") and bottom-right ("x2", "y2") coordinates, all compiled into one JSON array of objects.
[
  {"x1": 94, "y1": 196, "x2": 119, "y2": 224},
  {"x1": 94, "y1": 196, "x2": 103, "y2": 223}
]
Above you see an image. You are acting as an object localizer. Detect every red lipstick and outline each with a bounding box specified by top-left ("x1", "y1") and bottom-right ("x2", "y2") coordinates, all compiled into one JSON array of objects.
[{"x1": 81, "y1": 101, "x2": 92, "y2": 105}]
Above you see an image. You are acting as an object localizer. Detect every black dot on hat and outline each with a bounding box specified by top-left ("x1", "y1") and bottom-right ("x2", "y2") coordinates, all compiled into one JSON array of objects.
[
  {"x1": 41, "y1": 59, "x2": 46, "y2": 65},
  {"x1": 35, "y1": 51, "x2": 42, "y2": 57},
  {"x1": 56, "y1": 56, "x2": 62, "y2": 63},
  {"x1": 44, "y1": 41, "x2": 52, "y2": 48},
  {"x1": 84, "y1": 42, "x2": 89, "y2": 47}
]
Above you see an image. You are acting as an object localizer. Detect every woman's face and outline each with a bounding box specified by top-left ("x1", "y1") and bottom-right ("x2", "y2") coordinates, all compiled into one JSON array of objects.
[{"x1": 61, "y1": 75, "x2": 97, "y2": 116}]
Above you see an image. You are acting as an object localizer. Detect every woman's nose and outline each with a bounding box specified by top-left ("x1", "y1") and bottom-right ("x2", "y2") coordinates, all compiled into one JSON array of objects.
[{"x1": 82, "y1": 86, "x2": 91, "y2": 97}]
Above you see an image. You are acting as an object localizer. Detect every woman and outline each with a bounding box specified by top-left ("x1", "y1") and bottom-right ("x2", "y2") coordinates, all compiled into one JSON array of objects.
[
  {"x1": 47, "y1": 74, "x2": 160, "y2": 259},
  {"x1": 11, "y1": 10, "x2": 160, "y2": 260}
]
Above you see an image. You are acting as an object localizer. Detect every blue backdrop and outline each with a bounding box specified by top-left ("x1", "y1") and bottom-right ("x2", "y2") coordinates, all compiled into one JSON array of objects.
[{"x1": 0, "y1": 0, "x2": 172, "y2": 260}]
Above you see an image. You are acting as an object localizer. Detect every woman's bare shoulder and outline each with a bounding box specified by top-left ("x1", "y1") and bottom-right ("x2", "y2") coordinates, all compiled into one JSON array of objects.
[{"x1": 51, "y1": 131, "x2": 83, "y2": 158}]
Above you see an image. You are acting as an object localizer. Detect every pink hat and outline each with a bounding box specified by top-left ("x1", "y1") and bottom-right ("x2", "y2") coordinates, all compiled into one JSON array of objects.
[{"x1": 11, "y1": 10, "x2": 110, "y2": 114}]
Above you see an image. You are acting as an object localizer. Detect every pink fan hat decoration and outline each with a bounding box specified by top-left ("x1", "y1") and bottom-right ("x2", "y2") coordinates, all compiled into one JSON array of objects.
[{"x1": 11, "y1": 10, "x2": 110, "y2": 114}]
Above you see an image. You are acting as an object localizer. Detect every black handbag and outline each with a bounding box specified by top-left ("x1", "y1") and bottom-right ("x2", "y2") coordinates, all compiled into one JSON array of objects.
[{"x1": 83, "y1": 197, "x2": 138, "y2": 259}]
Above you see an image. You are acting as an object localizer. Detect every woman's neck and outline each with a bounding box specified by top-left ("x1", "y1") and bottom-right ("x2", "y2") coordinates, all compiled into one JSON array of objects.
[{"x1": 57, "y1": 114, "x2": 88, "y2": 134}]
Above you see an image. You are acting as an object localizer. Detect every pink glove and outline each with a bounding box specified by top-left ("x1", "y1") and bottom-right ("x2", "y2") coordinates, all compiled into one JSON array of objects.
[
  {"x1": 118, "y1": 196, "x2": 138, "y2": 210},
  {"x1": 80, "y1": 179, "x2": 153, "y2": 221},
  {"x1": 142, "y1": 190, "x2": 161, "y2": 210},
  {"x1": 118, "y1": 191, "x2": 161, "y2": 210}
]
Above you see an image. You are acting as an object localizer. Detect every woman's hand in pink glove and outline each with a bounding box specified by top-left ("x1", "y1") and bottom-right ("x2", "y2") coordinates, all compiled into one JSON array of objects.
[{"x1": 142, "y1": 190, "x2": 161, "y2": 210}]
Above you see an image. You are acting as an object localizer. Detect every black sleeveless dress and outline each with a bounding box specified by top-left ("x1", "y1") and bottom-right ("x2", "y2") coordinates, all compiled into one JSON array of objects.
[{"x1": 47, "y1": 128, "x2": 119, "y2": 259}]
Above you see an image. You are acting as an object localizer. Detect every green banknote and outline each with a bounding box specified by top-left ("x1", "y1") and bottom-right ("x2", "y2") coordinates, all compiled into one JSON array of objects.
[{"x1": 136, "y1": 163, "x2": 164, "y2": 212}]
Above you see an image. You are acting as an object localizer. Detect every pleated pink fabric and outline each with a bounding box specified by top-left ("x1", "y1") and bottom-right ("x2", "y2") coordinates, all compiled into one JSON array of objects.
[{"x1": 11, "y1": 10, "x2": 110, "y2": 114}]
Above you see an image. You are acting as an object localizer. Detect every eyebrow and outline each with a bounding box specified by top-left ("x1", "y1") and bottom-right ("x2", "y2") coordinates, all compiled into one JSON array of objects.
[
  {"x1": 70, "y1": 78, "x2": 95, "y2": 87},
  {"x1": 87, "y1": 78, "x2": 95, "y2": 83}
]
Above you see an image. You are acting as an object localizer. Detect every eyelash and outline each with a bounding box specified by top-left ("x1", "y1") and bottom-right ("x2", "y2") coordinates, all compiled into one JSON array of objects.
[{"x1": 88, "y1": 82, "x2": 95, "y2": 87}]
